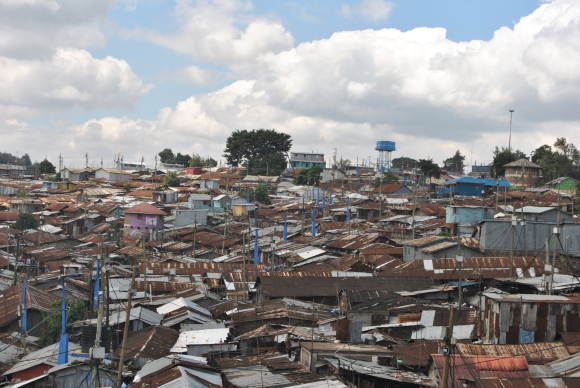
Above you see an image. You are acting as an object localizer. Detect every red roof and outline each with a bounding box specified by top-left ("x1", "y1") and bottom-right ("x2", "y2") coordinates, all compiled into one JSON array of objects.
[{"x1": 124, "y1": 202, "x2": 167, "y2": 215}]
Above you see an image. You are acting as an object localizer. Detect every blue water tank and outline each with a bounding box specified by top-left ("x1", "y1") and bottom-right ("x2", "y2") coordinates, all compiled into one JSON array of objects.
[{"x1": 376, "y1": 141, "x2": 396, "y2": 151}]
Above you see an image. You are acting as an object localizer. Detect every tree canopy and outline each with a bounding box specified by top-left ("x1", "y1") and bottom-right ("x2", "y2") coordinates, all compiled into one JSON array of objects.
[
  {"x1": 443, "y1": 151, "x2": 466, "y2": 173},
  {"x1": 531, "y1": 138, "x2": 580, "y2": 181},
  {"x1": 418, "y1": 159, "x2": 441, "y2": 182},
  {"x1": 223, "y1": 129, "x2": 292, "y2": 175},
  {"x1": 11, "y1": 212, "x2": 38, "y2": 231},
  {"x1": 391, "y1": 157, "x2": 417, "y2": 170},
  {"x1": 293, "y1": 165, "x2": 323, "y2": 186},
  {"x1": 241, "y1": 184, "x2": 270, "y2": 204},
  {"x1": 158, "y1": 149, "x2": 175, "y2": 164},
  {"x1": 163, "y1": 172, "x2": 181, "y2": 187},
  {"x1": 190, "y1": 153, "x2": 217, "y2": 168},
  {"x1": 491, "y1": 147, "x2": 528, "y2": 177},
  {"x1": 334, "y1": 157, "x2": 351, "y2": 172},
  {"x1": 174, "y1": 152, "x2": 191, "y2": 166},
  {"x1": 39, "y1": 159, "x2": 56, "y2": 174},
  {"x1": 374, "y1": 171, "x2": 399, "y2": 186}
]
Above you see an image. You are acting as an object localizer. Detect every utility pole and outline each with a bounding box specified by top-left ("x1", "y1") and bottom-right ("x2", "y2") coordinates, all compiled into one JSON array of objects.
[
  {"x1": 142, "y1": 236, "x2": 147, "y2": 301},
  {"x1": 521, "y1": 204, "x2": 527, "y2": 257},
  {"x1": 192, "y1": 215, "x2": 197, "y2": 259},
  {"x1": 116, "y1": 268, "x2": 136, "y2": 388},
  {"x1": 456, "y1": 228, "x2": 463, "y2": 309},
  {"x1": 440, "y1": 307, "x2": 456, "y2": 388},
  {"x1": 510, "y1": 215, "x2": 516, "y2": 279},
  {"x1": 90, "y1": 254, "x2": 105, "y2": 388},
  {"x1": 85, "y1": 153, "x2": 88, "y2": 168},
  {"x1": 508, "y1": 110, "x2": 515, "y2": 152},
  {"x1": 222, "y1": 214, "x2": 227, "y2": 253},
  {"x1": 550, "y1": 185, "x2": 562, "y2": 295},
  {"x1": 545, "y1": 238, "x2": 551, "y2": 295},
  {"x1": 411, "y1": 169, "x2": 417, "y2": 239}
]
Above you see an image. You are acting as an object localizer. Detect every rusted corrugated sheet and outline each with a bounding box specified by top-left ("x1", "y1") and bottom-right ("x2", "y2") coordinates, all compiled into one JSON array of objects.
[
  {"x1": 456, "y1": 342, "x2": 569, "y2": 363},
  {"x1": 431, "y1": 355, "x2": 531, "y2": 388},
  {"x1": 113, "y1": 325, "x2": 179, "y2": 360}
]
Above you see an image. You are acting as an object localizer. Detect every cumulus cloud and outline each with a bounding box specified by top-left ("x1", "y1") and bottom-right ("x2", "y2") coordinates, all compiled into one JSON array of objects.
[
  {"x1": 0, "y1": 48, "x2": 153, "y2": 117},
  {"x1": 0, "y1": 0, "x2": 116, "y2": 59},
  {"x1": 121, "y1": 0, "x2": 295, "y2": 64},
  {"x1": 6, "y1": 0, "x2": 580, "y2": 169},
  {"x1": 167, "y1": 66, "x2": 217, "y2": 86},
  {"x1": 354, "y1": 0, "x2": 393, "y2": 21}
]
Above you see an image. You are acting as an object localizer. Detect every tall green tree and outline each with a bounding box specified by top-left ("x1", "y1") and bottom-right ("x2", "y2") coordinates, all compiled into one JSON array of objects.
[
  {"x1": 531, "y1": 144, "x2": 552, "y2": 164},
  {"x1": 443, "y1": 150, "x2": 466, "y2": 173},
  {"x1": 163, "y1": 172, "x2": 181, "y2": 187},
  {"x1": 223, "y1": 129, "x2": 292, "y2": 174},
  {"x1": 39, "y1": 159, "x2": 56, "y2": 174},
  {"x1": 418, "y1": 159, "x2": 441, "y2": 183},
  {"x1": 21, "y1": 154, "x2": 32, "y2": 166},
  {"x1": 250, "y1": 152, "x2": 287, "y2": 176},
  {"x1": 533, "y1": 138, "x2": 580, "y2": 181},
  {"x1": 11, "y1": 213, "x2": 39, "y2": 231},
  {"x1": 293, "y1": 165, "x2": 323, "y2": 186},
  {"x1": 158, "y1": 148, "x2": 175, "y2": 164},
  {"x1": 490, "y1": 147, "x2": 527, "y2": 177}
]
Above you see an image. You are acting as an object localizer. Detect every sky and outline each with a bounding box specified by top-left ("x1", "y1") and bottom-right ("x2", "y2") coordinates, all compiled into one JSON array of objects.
[{"x1": 1, "y1": 0, "x2": 579, "y2": 171}]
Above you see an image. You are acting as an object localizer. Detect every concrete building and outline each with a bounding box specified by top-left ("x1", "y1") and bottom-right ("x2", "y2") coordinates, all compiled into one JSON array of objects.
[
  {"x1": 9, "y1": 199, "x2": 45, "y2": 213},
  {"x1": 123, "y1": 202, "x2": 167, "y2": 238},
  {"x1": 504, "y1": 158, "x2": 543, "y2": 187},
  {"x1": 95, "y1": 168, "x2": 131, "y2": 181},
  {"x1": 290, "y1": 152, "x2": 326, "y2": 169},
  {"x1": 0, "y1": 164, "x2": 26, "y2": 176}
]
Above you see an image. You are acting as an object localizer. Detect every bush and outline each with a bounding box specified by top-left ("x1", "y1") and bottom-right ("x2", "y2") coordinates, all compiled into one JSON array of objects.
[{"x1": 39, "y1": 298, "x2": 87, "y2": 346}]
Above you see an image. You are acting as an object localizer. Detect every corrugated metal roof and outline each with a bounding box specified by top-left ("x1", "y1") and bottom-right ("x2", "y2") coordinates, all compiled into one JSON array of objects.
[
  {"x1": 113, "y1": 324, "x2": 179, "y2": 360},
  {"x1": 4, "y1": 343, "x2": 81, "y2": 375},
  {"x1": 325, "y1": 356, "x2": 436, "y2": 386},
  {"x1": 171, "y1": 328, "x2": 230, "y2": 352},
  {"x1": 431, "y1": 354, "x2": 532, "y2": 388},
  {"x1": 457, "y1": 343, "x2": 569, "y2": 364}
]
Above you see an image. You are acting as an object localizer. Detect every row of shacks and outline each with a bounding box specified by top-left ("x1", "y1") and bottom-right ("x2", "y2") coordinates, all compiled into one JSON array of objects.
[{"x1": 2, "y1": 169, "x2": 580, "y2": 387}]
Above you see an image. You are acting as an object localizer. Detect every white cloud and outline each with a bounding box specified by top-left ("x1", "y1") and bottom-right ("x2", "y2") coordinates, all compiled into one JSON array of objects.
[
  {"x1": 339, "y1": 4, "x2": 351, "y2": 18},
  {"x1": 0, "y1": 0, "x2": 116, "y2": 59},
  {"x1": 121, "y1": 0, "x2": 294, "y2": 64},
  {"x1": 5, "y1": 0, "x2": 580, "y2": 171},
  {"x1": 0, "y1": 48, "x2": 153, "y2": 116},
  {"x1": 354, "y1": 0, "x2": 393, "y2": 22},
  {"x1": 168, "y1": 66, "x2": 216, "y2": 86}
]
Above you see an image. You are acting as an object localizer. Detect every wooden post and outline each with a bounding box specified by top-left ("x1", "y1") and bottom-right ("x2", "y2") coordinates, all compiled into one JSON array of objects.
[
  {"x1": 440, "y1": 307, "x2": 456, "y2": 388},
  {"x1": 116, "y1": 268, "x2": 136, "y2": 388}
]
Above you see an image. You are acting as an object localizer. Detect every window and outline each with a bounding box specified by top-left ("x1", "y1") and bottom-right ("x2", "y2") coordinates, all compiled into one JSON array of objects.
[{"x1": 137, "y1": 214, "x2": 142, "y2": 219}]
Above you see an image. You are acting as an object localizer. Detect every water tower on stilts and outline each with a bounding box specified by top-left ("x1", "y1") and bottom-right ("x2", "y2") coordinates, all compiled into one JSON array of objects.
[{"x1": 376, "y1": 141, "x2": 396, "y2": 173}]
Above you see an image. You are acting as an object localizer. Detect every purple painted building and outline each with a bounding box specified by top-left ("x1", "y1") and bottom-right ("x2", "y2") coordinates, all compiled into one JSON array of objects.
[{"x1": 123, "y1": 202, "x2": 167, "y2": 239}]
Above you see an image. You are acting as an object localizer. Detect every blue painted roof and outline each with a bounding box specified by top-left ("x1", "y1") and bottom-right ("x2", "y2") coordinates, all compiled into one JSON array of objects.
[{"x1": 439, "y1": 177, "x2": 510, "y2": 186}]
